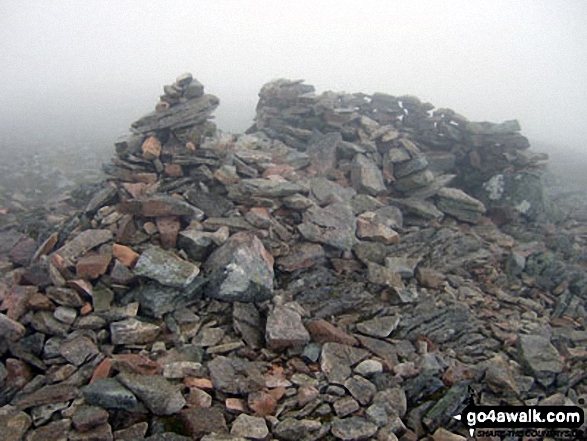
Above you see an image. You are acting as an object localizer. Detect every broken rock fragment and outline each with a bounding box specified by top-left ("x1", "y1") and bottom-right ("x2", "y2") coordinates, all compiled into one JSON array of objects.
[
  {"x1": 203, "y1": 232, "x2": 274, "y2": 302},
  {"x1": 133, "y1": 246, "x2": 200, "y2": 288}
]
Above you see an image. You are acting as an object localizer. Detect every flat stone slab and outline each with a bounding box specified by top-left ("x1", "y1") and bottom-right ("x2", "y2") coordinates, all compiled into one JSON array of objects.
[
  {"x1": 134, "y1": 246, "x2": 200, "y2": 288},
  {"x1": 117, "y1": 373, "x2": 186, "y2": 415}
]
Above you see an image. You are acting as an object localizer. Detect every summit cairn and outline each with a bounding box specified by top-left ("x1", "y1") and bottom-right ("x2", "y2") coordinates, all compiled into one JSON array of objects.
[{"x1": 0, "y1": 74, "x2": 585, "y2": 441}]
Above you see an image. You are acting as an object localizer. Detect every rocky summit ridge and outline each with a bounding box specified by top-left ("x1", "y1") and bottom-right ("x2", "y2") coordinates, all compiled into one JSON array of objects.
[{"x1": 0, "y1": 73, "x2": 586, "y2": 440}]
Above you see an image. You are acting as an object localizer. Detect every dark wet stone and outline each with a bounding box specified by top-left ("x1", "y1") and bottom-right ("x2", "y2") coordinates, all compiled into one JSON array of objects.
[
  {"x1": 203, "y1": 232, "x2": 274, "y2": 302},
  {"x1": 117, "y1": 373, "x2": 186, "y2": 415},
  {"x1": 233, "y1": 303, "x2": 264, "y2": 348},
  {"x1": 127, "y1": 278, "x2": 206, "y2": 319},
  {"x1": 82, "y1": 378, "x2": 140, "y2": 412},
  {"x1": 184, "y1": 189, "x2": 234, "y2": 218}
]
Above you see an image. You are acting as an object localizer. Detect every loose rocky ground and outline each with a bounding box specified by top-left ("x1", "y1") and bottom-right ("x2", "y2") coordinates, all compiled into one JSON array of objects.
[{"x1": 0, "y1": 74, "x2": 586, "y2": 441}]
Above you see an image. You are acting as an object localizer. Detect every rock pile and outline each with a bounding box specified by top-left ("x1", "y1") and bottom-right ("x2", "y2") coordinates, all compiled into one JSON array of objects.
[
  {"x1": 250, "y1": 79, "x2": 550, "y2": 222},
  {"x1": 0, "y1": 74, "x2": 586, "y2": 441}
]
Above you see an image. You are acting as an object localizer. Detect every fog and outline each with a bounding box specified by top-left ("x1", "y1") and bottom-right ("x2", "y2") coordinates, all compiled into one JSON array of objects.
[{"x1": 1, "y1": 0, "x2": 587, "y2": 154}]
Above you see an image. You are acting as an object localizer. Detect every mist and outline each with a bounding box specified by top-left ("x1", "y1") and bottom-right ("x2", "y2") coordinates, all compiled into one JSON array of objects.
[{"x1": 1, "y1": 0, "x2": 587, "y2": 154}]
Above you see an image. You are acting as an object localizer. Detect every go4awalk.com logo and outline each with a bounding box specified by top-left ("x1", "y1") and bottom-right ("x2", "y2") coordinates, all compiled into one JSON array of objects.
[{"x1": 453, "y1": 390, "x2": 585, "y2": 439}]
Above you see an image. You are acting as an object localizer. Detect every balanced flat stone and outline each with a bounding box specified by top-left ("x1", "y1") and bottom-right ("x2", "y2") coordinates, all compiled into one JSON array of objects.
[{"x1": 134, "y1": 246, "x2": 200, "y2": 288}]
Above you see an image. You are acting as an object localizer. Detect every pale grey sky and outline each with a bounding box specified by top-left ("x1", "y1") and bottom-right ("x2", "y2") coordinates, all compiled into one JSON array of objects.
[{"x1": 1, "y1": 0, "x2": 586, "y2": 150}]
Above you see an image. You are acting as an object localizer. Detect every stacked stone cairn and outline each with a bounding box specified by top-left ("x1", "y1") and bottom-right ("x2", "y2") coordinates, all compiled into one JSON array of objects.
[{"x1": 0, "y1": 74, "x2": 585, "y2": 440}]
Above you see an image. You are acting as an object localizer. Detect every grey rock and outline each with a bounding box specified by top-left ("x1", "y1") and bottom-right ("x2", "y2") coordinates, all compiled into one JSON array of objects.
[
  {"x1": 265, "y1": 305, "x2": 310, "y2": 350},
  {"x1": 306, "y1": 131, "x2": 341, "y2": 176},
  {"x1": 230, "y1": 414, "x2": 269, "y2": 439},
  {"x1": 436, "y1": 187, "x2": 486, "y2": 223},
  {"x1": 331, "y1": 416, "x2": 378, "y2": 440},
  {"x1": 298, "y1": 202, "x2": 356, "y2": 251},
  {"x1": 345, "y1": 375, "x2": 377, "y2": 406},
  {"x1": 117, "y1": 373, "x2": 186, "y2": 415},
  {"x1": 356, "y1": 315, "x2": 400, "y2": 338},
  {"x1": 0, "y1": 312, "x2": 26, "y2": 341},
  {"x1": 310, "y1": 177, "x2": 356, "y2": 205},
  {"x1": 234, "y1": 178, "x2": 307, "y2": 198},
  {"x1": 273, "y1": 418, "x2": 322, "y2": 440},
  {"x1": 392, "y1": 198, "x2": 444, "y2": 221},
  {"x1": 134, "y1": 246, "x2": 200, "y2": 288},
  {"x1": 178, "y1": 230, "x2": 216, "y2": 261},
  {"x1": 110, "y1": 318, "x2": 160, "y2": 345},
  {"x1": 350, "y1": 194, "x2": 385, "y2": 215},
  {"x1": 54, "y1": 229, "x2": 113, "y2": 266},
  {"x1": 384, "y1": 257, "x2": 419, "y2": 278},
  {"x1": 354, "y1": 359, "x2": 384, "y2": 377},
  {"x1": 517, "y1": 334, "x2": 563, "y2": 387},
  {"x1": 373, "y1": 206, "x2": 403, "y2": 229},
  {"x1": 0, "y1": 405, "x2": 32, "y2": 441},
  {"x1": 233, "y1": 302, "x2": 263, "y2": 348},
  {"x1": 320, "y1": 343, "x2": 370, "y2": 384},
  {"x1": 351, "y1": 154, "x2": 386, "y2": 196},
  {"x1": 207, "y1": 356, "x2": 238, "y2": 394},
  {"x1": 204, "y1": 232, "x2": 274, "y2": 302},
  {"x1": 394, "y1": 156, "x2": 429, "y2": 179},
  {"x1": 334, "y1": 396, "x2": 360, "y2": 417},
  {"x1": 183, "y1": 190, "x2": 234, "y2": 218},
  {"x1": 394, "y1": 170, "x2": 435, "y2": 193},
  {"x1": 59, "y1": 335, "x2": 99, "y2": 366}
]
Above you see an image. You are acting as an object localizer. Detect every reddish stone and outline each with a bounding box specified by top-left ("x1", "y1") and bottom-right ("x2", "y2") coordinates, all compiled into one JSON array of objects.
[
  {"x1": 111, "y1": 244, "x2": 140, "y2": 267},
  {"x1": 121, "y1": 183, "x2": 150, "y2": 199},
  {"x1": 247, "y1": 391, "x2": 277, "y2": 417},
  {"x1": 306, "y1": 319, "x2": 358, "y2": 346},
  {"x1": 184, "y1": 377, "x2": 213, "y2": 390},
  {"x1": 9, "y1": 236, "x2": 37, "y2": 266},
  {"x1": 90, "y1": 358, "x2": 112, "y2": 383},
  {"x1": 276, "y1": 243, "x2": 325, "y2": 272},
  {"x1": 225, "y1": 398, "x2": 247, "y2": 414},
  {"x1": 111, "y1": 354, "x2": 162, "y2": 376},
  {"x1": 32, "y1": 232, "x2": 59, "y2": 261},
  {"x1": 6, "y1": 358, "x2": 33, "y2": 390},
  {"x1": 27, "y1": 293, "x2": 55, "y2": 311},
  {"x1": 80, "y1": 302, "x2": 93, "y2": 315},
  {"x1": 156, "y1": 216, "x2": 180, "y2": 249},
  {"x1": 2, "y1": 285, "x2": 37, "y2": 320},
  {"x1": 76, "y1": 254, "x2": 112, "y2": 279},
  {"x1": 186, "y1": 387, "x2": 212, "y2": 408},
  {"x1": 141, "y1": 136, "x2": 161, "y2": 160},
  {"x1": 164, "y1": 164, "x2": 184, "y2": 177}
]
